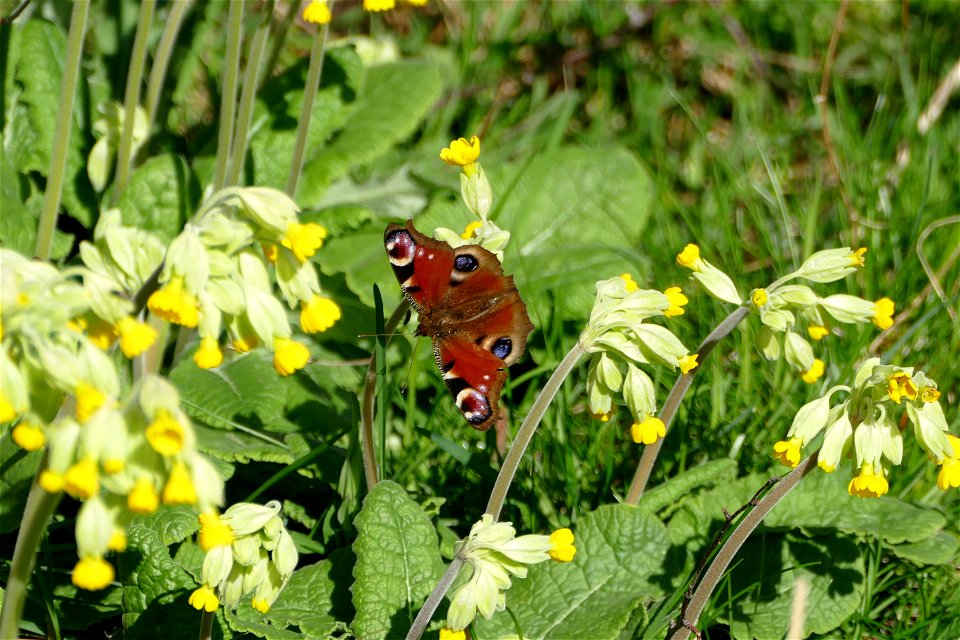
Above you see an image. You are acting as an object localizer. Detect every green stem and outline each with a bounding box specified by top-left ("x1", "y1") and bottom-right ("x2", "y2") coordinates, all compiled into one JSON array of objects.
[
  {"x1": 33, "y1": 0, "x2": 89, "y2": 260},
  {"x1": 625, "y1": 306, "x2": 750, "y2": 504},
  {"x1": 111, "y1": 0, "x2": 155, "y2": 204},
  {"x1": 225, "y1": 0, "x2": 275, "y2": 187},
  {"x1": 404, "y1": 557, "x2": 465, "y2": 640},
  {"x1": 361, "y1": 302, "x2": 408, "y2": 490},
  {"x1": 143, "y1": 0, "x2": 193, "y2": 140},
  {"x1": 284, "y1": 0, "x2": 334, "y2": 197},
  {"x1": 198, "y1": 609, "x2": 214, "y2": 640},
  {"x1": 0, "y1": 467, "x2": 63, "y2": 639},
  {"x1": 212, "y1": 0, "x2": 244, "y2": 191},
  {"x1": 484, "y1": 342, "x2": 585, "y2": 519},
  {"x1": 668, "y1": 455, "x2": 818, "y2": 639}
]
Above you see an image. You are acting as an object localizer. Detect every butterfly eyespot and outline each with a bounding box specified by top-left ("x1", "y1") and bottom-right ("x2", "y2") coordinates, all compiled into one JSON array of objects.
[
  {"x1": 456, "y1": 388, "x2": 492, "y2": 424},
  {"x1": 454, "y1": 254, "x2": 479, "y2": 272},
  {"x1": 491, "y1": 337, "x2": 512, "y2": 359},
  {"x1": 385, "y1": 229, "x2": 416, "y2": 267}
]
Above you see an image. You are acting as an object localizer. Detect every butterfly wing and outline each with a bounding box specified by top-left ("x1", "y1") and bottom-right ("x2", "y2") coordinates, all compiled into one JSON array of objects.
[
  {"x1": 435, "y1": 337, "x2": 508, "y2": 431},
  {"x1": 384, "y1": 221, "x2": 454, "y2": 312}
]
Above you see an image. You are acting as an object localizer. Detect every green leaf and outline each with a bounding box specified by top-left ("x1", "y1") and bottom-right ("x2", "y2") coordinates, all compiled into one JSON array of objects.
[
  {"x1": 171, "y1": 351, "x2": 288, "y2": 431},
  {"x1": 298, "y1": 61, "x2": 442, "y2": 206},
  {"x1": 227, "y1": 553, "x2": 354, "y2": 639},
  {"x1": 889, "y1": 530, "x2": 960, "y2": 565},
  {"x1": 720, "y1": 531, "x2": 865, "y2": 640},
  {"x1": 0, "y1": 431, "x2": 42, "y2": 534},
  {"x1": 9, "y1": 19, "x2": 95, "y2": 227},
  {"x1": 120, "y1": 511, "x2": 200, "y2": 638},
  {"x1": 317, "y1": 167, "x2": 429, "y2": 219},
  {"x1": 116, "y1": 153, "x2": 193, "y2": 243},
  {"x1": 193, "y1": 423, "x2": 295, "y2": 465},
  {"x1": 351, "y1": 480, "x2": 444, "y2": 640},
  {"x1": 638, "y1": 459, "x2": 738, "y2": 515},
  {"x1": 475, "y1": 504, "x2": 672, "y2": 640}
]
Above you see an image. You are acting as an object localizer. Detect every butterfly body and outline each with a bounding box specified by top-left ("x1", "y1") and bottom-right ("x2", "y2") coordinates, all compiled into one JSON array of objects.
[{"x1": 384, "y1": 220, "x2": 534, "y2": 430}]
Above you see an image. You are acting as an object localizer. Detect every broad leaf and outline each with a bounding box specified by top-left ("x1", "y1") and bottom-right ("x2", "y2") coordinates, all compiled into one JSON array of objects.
[
  {"x1": 0, "y1": 433, "x2": 41, "y2": 533},
  {"x1": 116, "y1": 153, "x2": 193, "y2": 243}
]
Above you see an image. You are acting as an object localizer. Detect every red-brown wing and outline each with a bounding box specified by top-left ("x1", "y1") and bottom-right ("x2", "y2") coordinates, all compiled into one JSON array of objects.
[
  {"x1": 436, "y1": 337, "x2": 508, "y2": 431},
  {"x1": 384, "y1": 221, "x2": 454, "y2": 312}
]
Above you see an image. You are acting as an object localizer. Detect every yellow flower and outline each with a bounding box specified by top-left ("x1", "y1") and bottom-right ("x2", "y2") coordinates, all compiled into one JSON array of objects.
[
  {"x1": 232, "y1": 333, "x2": 258, "y2": 353},
  {"x1": 273, "y1": 338, "x2": 310, "y2": 376},
  {"x1": 64, "y1": 457, "x2": 99, "y2": 500},
  {"x1": 461, "y1": 221, "x2": 483, "y2": 239},
  {"x1": 751, "y1": 288, "x2": 769, "y2": 307},
  {"x1": 252, "y1": 597, "x2": 271, "y2": 613},
  {"x1": 302, "y1": 0, "x2": 331, "y2": 24},
  {"x1": 592, "y1": 410, "x2": 613, "y2": 422},
  {"x1": 75, "y1": 383, "x2": 107, "y2": 423},
  {"x1": 0, "y1": 393, "x2": 17, "y2": 422},
  {"x1": 12, "y1": 422, "x2": 45, "y2": 451},
  {"x1": 679, "y1": 353, "x2": 698, "y2": 374},
  {"x1": 72, "y1": 556, "x2": 115, "y2": 591},
  {"x1": 103, "y1": 458, "x2": 124, "y2": 474},
  {"x1": 108, "y1": 530, "x2": 127, "y2": 552},
  {"x1": 189, "y1": 584, "x2": 220, "y2": 612},
  {"x1": 807, "y1": 324, "x2": 829, "y2": 341},
  {"x1": 147, "y1": 277, "x2": 200, "y2": 328},
  {"x1": 163, "y1": 462, "x2": 198, "y2": 505},
  {"x1": 848, "y1": 463, "x2": 889, "y2": 498},
  {"x1": 300, "y1": 295, "x2": 342, "y2": 333},
  {"x1": 146, "y1": 411, "x2": 186, "y2": 456},
  {"x1": 40, "y1": 470, "x2": 64, "y2": 493},
  {"x1": 849, "y1": 247, "x2": 867, "y2": 266},
  {"x1": 872, "y1": 297, "x2": 895, "y2": 330},
  {"x1": 128, "y1": 478, "x2": 160, "y2": 514},
  {"x1": 887, "y1": 372, "x2": 918, "y2": 404},
  {"x1": 619, "y1": 273, "x2": 639, "y2": 292},
  {"x1": 440, "y1": 136, "x2": 481, "y2": 175},
  {"x1": 117, "y1": 317, "x2": 158, "y2": 358},
  {"x1": 194, "y1": 336, "x2": 223, "y2": 369},
  {"x1": 439, "y1": 628, "x2": 466, "y2": 640},
  {"x1": 198, "y1": 512, "x2": 235, "y2": 551},
  {"x1": 773, "y1": 437, "x2": 802, "y2": 468},
  {"x1": 631, "y1": 417, "x2": 665, "y2": 445},
  {"x1": 86, "y1": 315, "x2": 118, "y2": 350},
  {"x1": 548, "y1": 528, "x2": 576, "y2": 562},
  {"x1": 262, "y1": 242, "x2": 279, "y2": 264},
  {"x1": 281, "y1": 222, "x2": 328, "y2": 263},
  {"x1": 364, "y1": 0, "x2": 395, "y2": 11},
  {"x1": 921, "y1": 387, "x2": 940, "y2": 403},
  {"x1": 676, "y1": 244, "x2": 702, "y2": 270},
  {"x1": 801, "y1": 359, "x2": 825, "y2": 384},
  {"x1": 663, "y1": 286, "x2": 688, "y2": 317},
  {"x1": 936, "y1": 435, "x2": 960, "y2": 490}
]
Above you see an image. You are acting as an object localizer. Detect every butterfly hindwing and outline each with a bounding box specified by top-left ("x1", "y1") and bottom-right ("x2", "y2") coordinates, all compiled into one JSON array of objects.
[{"x1": 436, "y1": 338, "x2": 508, "y2": 431}]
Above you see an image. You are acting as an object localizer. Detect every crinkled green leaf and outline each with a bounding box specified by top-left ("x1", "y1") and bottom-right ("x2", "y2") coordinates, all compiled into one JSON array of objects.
[
  {"x1": 116, "y1": 153, "x2": 193, "y2": 243},
  {"x1": 120, "y1": 512, "x2": 200, "y2": 638},
  {"x1": 0, "y1": 431, "x2": 42, "y2": 533},
  {"x1": 475, "y1": 504, "x2": 671, "y2": 640},
  {"x1": 10, "y1": 19, "x2": 95, "y2": 227},
  {"x1": 638, "y1": 459, "x2": 738, "y2": 515},
  {"x1": 299, "y1": 61, "x2": 442, "y2": 206},
  {"x1": 193, "y1": 423, "x2": 296, "y2": 465},
  {"x1": 890, "y1": 530, "x2": 960, "y2": 565},
  {"x1": 351, "y1": 480, "x2": 443, "y2": 640},
  {"x1": 171, "y1": 351, "x2": 287, "y2": 431},
  {"x1": 721, "y1": 531, "x2": 865, "y2": 640},
  {"x1": 227, "y1": 553, "x2": 354, "y2": 639},
  {"x1": 317, "y1": 167, "x2": 428, "y2": 218},
  {"x1": 50, "y1": 580, "x2": 123, "y2": 631}
]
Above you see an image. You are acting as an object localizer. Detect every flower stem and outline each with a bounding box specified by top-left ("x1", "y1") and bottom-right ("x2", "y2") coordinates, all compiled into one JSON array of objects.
[
  {"x1": 198, "y1": 609, "x2": 214, "y2": 640},
  {"x1": 625, "y1": 305, "x2": 750, "y2": 504},
  {"x1": 111, "y1": 0, "x2": 155, "y2": 205},
  {"x1": 143, "y1": 0, "x2": 193, "y2": 140},
  {"x1": 212, "y1": 0, "x2": 244, "y2": 191},
  {"x1": 668, "y1": 455, "x2": 818, "y2": 639},
  {"x1": 33, "y1": 0, "x2": 89, "y2": 261},
  {"x1": 0, "y1": 467, "x2": 63, "y2": 639},
  {"x1": 225, "y1": 0, "x2": 275, "y2": 187},
  {"x1": 485, "y1": 341, "x2": 586, "y2": 518},
  {"x1": 404, "y1": 558, "x2": 465, "y2": 640},
  {"x1": 284, "y1": 0, "x2": 335, "y2": 197}
]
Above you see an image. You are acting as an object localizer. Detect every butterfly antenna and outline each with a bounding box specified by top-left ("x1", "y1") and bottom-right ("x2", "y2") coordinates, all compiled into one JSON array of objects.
[{"x1": 400, "y1": 337, "x2": 426, "y2": 393}]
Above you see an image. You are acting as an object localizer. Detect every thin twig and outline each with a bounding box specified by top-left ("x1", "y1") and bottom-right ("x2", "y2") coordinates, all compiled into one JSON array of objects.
[
  {"x1": 917, "y1": 58, "x2": 960, "y2": 134},
  {"x1": 0, "y1": 0, "x2": 29, "y2": 24}
]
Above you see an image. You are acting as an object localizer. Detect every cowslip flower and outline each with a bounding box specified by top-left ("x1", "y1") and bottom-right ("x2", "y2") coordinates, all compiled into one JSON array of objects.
[
  {"x1": 302, "y1": 0, "x2": 331, "y2": 24},
  {"x1": 364, "y1": 0, "x2": 396, "y2": 11},
  {"x1": 872, "y1": 297, "x2": 895, "y2": 329},
  {"x1": 440, "y1": 136, "x2": 481, "y2": 174},
  {"x1": 937, "y1": 435, "x2": 960, "y2": 490},
  {"x1": 675, "y1": 244, "x2": 742, "y2": 305},
  {"x1": 663, "y1": 286, "x2": 688, "y2": 317},
  {"x1": 12, "y1": 421, "x2": 46, "y2": 451},
  {"x1": 792, "y1": 247, "x2": 867, "y2": 283},
  {"x1": 300, "y1": 295, "x2": 341, "y2": 333},
  {"x1": 280, "y1": 222, "x2": 327, "y2": 263},
  {"x1": 273, "y1": 337, "x2": 310, "y2": 376},
  {"x1": 116, "y1": 316, "x2": 157, "y2": 357},
  {"x1": 147, "y1": 276, "x2": 199, "y2": 328},
  {"x1": 72, "y1": 556, "x2": 115, "y2": 591},
  {"x1": 631, "y1": 417, "x2": 666, "y2": 445}
]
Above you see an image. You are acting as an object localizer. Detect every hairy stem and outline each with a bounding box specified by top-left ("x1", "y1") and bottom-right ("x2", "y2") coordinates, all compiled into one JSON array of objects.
[
  {"x1": 225, "y1": 0, "x2": 275, "y2": 187},
  {"x1": 143, "y1": 0, "x2": 193, "y2": 139},
  {"x1": 625, "y1": 305, "x2": 750, "y2": 504},
  {"x1": 111, "y1": 0, "x2": 155, "y2": 204},
  {"x1": 212, "y1": 0, "x2": 244, "y2": 191},
  {"x1": 404, "y1": 558, "x2": 465, "y2": 640},
  {"x1": 0, "y1": 466, "x2": 63, "y2": 639},
  {"x1": 34, "y1": 0, "x2": 89, "y2": 260},
  {"x1": 285, "y1": 0, "x2": 334, "y2": 197},
  {"x1": 669, "y1": 456, "x2": 818, "y2": 639},
  {"x1": 485, "y1": 341, "x2": 585, "y2": 519}
]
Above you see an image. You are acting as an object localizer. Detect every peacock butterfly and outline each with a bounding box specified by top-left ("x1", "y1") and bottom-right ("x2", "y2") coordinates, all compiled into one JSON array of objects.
[{"x1": 384, "y1": 220, "x2": 534, "y2": 431}]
